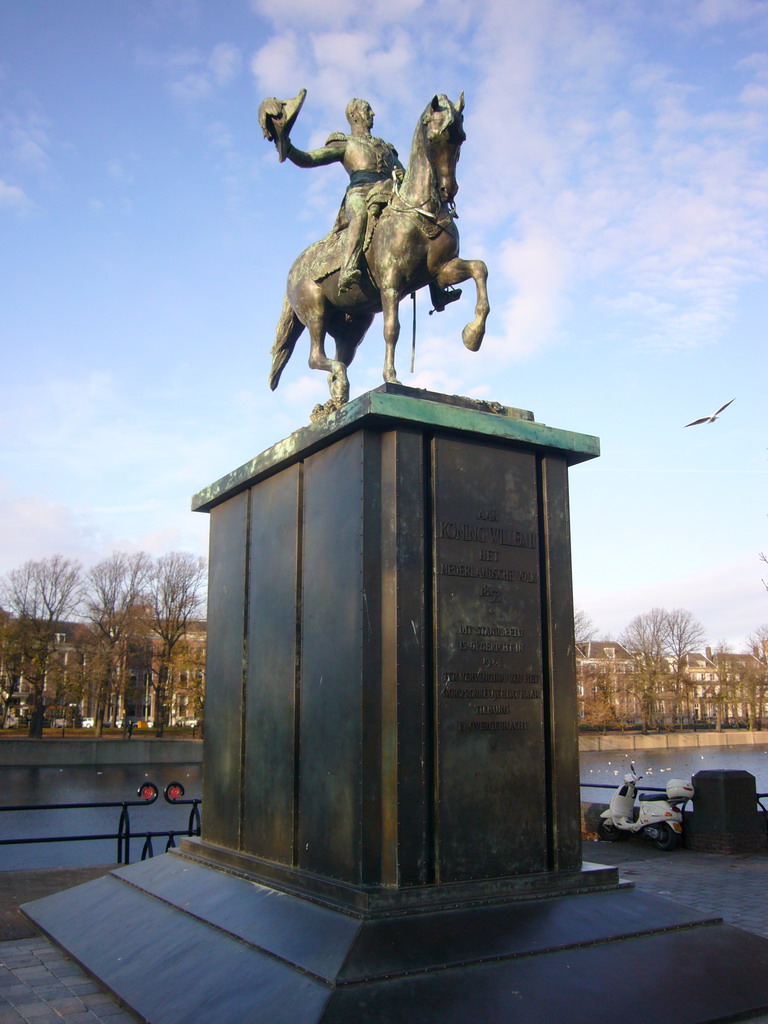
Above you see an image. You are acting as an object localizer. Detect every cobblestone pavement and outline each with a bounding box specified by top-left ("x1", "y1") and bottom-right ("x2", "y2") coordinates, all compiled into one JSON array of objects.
[
  {"x1": 585, "y1": 839, "x2": 768, "y2": 1024},
  {"x1": 0, "y1": 936, "x2": 138, "y2": 1023},
  {"x1": 584, "y1": 838, "x2": 768, "y2": 939}
]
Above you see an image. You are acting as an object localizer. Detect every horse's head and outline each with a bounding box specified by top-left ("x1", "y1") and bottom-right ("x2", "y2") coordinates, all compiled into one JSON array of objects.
[{"x1": 421, "y1": 93, "x2": 466, "y2": 204}]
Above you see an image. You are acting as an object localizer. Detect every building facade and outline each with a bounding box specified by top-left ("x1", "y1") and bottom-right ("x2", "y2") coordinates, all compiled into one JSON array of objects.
[{"x1": 576, "y1": 640, "x2": 768, "y2": 729}]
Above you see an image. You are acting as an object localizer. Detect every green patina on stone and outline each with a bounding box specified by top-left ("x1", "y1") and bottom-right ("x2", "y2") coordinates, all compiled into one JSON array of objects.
[{"x1": 191, "y1": 384, "x2": 599, "y2": 513}]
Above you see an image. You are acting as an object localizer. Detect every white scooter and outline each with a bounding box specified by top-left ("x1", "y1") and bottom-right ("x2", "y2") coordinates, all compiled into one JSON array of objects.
[{"x1": 598, "y1": 763, "x2": 694, "y2": 851}]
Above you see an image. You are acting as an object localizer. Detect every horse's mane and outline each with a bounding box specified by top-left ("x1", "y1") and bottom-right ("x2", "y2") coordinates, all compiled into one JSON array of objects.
[{"x1": 399, "y1": 94, "x2": 457, "y2": 200}]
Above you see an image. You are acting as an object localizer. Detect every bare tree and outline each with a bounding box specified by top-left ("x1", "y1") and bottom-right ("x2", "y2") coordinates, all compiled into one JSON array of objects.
[
  {"x1": 744, "y1": 624, "x2": 768, "y2": 729},
  {"x1": 710, "y1": 641, "x2": 737, "y2": 731},
  {"x1": 1, "y1": 556, "x2": 83, "y2": 737},
  {"x1": 620, "y1": 608, "x2": 672, "y2": 731},
  {"x1": 574, "y1": 608, "x2": 598, "y2": 646},
  {"x1": 747, "y1": 623, "x2": 768, "y2": 661},
  {"x1": 666, "y1": 608, "x2": 706, "y2": 726},
  {"x1": 579, "y1": 663, "x2": 618, "y2": 731},
  {"x1": 0, "y1": 608, "x2": 24, "y2": 726},
  {"x1": 147, "y1": 552, "x2": 206, "y2": 737},
  {"x1": 85, "y1": 551, "x2": 152, "y2": 737}
]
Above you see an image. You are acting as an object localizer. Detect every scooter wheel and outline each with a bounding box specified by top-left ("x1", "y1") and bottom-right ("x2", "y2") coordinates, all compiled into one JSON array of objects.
[
  {"x1": 597, "y1": 819, "x2": 626, "y2": 842},
  {"x1": 654, "y1": 823, "x2": 680, "y2": 851}
]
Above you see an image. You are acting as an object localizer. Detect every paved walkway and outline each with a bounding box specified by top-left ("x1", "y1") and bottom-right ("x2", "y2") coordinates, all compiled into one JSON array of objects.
[
  {"x1": 583, "y1": 837, "x2": 768, "y2": 938},
  {"x1": 0, "y1": 866, "x2": 139, "y2": 1023},
  {"x1": 0, "y1": 936, "x2": 138, "y2": 1023},
  {"x1": 1, "y1": 843, "x2": 767, "y2": 1023}
]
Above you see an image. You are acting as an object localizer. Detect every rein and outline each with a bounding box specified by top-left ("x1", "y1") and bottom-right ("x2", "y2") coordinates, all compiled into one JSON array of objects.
[
  {"x1": 410, "y1": 292, "x2": 416, "y2": 374},
  {"x1": 390, "y1": 192, "x2": 439, "y2": 220},
  {"x1": 389, "y1": 190, "x2": 458, "y2": 223},
  {"x1": 389, "y1": 122, "x2": 459, "y2": 224}
]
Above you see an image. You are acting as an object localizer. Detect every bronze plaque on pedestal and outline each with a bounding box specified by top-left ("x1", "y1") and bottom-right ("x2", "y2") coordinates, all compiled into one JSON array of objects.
[{"x1": 432, "y1": 437, "x2": 546, "y2": 880}]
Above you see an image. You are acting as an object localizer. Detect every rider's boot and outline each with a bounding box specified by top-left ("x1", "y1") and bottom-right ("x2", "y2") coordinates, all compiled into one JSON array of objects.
[
  {"x1": 338, "y1": 265, "x2": 362, "y2": 293},
  {"x1": 429, "y1": 282, "x2": 462, "y2": 312}
]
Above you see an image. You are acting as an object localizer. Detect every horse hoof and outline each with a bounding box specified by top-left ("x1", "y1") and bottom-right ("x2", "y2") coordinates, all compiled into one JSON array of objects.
[
  {"x1": 328, "y1": 364, "x2": 350, "y2": 405},
  {"x1": 462, "y1": 323, "x2": 484, "y2": 352}
]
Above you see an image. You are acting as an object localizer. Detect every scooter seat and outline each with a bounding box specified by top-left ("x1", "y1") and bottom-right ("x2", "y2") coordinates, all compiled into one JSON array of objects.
[{"x1": 640, "y1": 792, "x2": 669, "y2": 802}]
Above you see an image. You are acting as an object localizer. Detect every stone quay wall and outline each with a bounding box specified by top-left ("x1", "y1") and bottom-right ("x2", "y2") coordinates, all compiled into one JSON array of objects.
[
  {"x1": 0, "y1": 739, "x2": 203, "y2": 767},
  {"x1": 579, "y1": 730, "x2": 768, "y2": 752}
]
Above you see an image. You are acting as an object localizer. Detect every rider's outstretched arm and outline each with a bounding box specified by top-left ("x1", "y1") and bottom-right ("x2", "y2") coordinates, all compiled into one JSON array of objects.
[{"x1": 283, "y1": 139, "x2": 345, "y2": 169}]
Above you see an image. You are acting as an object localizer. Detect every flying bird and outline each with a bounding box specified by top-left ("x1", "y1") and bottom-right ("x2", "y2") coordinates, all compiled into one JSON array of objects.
[{"x1": 684, "y1": 398, "x2": 735, "y2": 428}]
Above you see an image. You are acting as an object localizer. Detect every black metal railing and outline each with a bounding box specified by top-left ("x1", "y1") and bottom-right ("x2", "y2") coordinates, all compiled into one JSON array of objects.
[
  {"x1": 757, "y1": 793, "x2": 768, "y2": 836},
  {"x1": 0, "y1": 781, "x2": 201, "y2": 864},
  {"x1": 580, "y1": 782, "x2": 665, "y2": 793}
]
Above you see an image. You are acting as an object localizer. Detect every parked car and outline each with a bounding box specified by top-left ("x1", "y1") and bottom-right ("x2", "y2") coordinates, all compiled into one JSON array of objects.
[{"x1": 81, "y1": 717, "x2": 95, "y2": 728}]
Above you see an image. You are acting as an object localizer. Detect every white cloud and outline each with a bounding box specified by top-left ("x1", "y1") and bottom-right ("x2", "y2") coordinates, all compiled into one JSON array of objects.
[
  {"x1": 0, "y1": 179, "x2": 32, "y2": 213},
  {"x1": 690, "y1": 0, "x2": 768, "y2": 27},
  {"x1": 1, "y1": 105, "x2": 53, "y2": 210},
  {"x1": 247, "y1": 0, "x2": 768, "y2": 362},
  {"x1": 250, "y1": 33, "x2": 308, "y2": 96},
  {"x1": 107, "y1": 157, "x2": 136, "y2": 183},
  {"x1": 0, "y1": 482, "x2": 210, "y2": 580},
  {"x1": 3, "y1": 371, "x2": 218, "y2": 497},
  {"x1": 150, "y1": 0, "x2": 202, "y2": 25},
  {"x1": 209, "y1": 43, "x2": 241, "y2": 84},
  {"x1": 0, "y1": 368, "x2": 228, "y2": 575},
  {"x1": 138, "y1": 44, "x2": 242, "y2": 101},
  {"x1": 249, "y1": 0, "x2": 424, "y2": 29},
  {"x1": 576, "y1": 558, "x2": 768, "y2": 652},
  {"x1": 0, "y1": 484, "x2": 98, "y2": 576},
  {"x1": 493, "y1": 232, "x2": 570, "y2": 360},
  {"x1": 282, "y1": 373, "x2": 328, "y2": 406},
  {"x1": 5, "y1": 110, "x2": 51, "y2": 172},
  {"x1": 459, "y1": 2, "x2": 768, "y2": 355}
]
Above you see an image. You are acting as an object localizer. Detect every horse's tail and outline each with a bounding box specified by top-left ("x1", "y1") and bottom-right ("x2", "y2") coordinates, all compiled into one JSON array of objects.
[{"x1": 269, "y1": 296, "x2": 304, "y2": 391}]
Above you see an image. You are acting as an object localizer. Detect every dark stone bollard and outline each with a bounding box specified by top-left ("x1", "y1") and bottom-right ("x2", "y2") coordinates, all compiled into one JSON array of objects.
[{"x1": 686, "y1": 770, "x2": 765, "y2": 854}]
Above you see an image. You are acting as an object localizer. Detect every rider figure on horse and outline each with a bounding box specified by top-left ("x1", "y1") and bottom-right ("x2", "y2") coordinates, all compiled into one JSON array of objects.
[
  {"x1": 282, "y1": 98, "x2": 403, "y2": 294},
  {"x1": 260, "y1": 93, "x2": 462, "y2": 309},
  {"x1": 261, "y1": 91, "x2": 486, "y2": 408}
]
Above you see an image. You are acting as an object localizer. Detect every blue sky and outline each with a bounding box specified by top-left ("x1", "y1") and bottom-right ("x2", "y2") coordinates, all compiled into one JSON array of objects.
[{"x1": 1, "y1": 0, "x2": 766, "y2": 648}]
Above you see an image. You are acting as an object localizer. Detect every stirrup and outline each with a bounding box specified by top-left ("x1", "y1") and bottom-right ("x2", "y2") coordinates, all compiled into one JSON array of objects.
[{"x1": 429, "y1": 286, "x2": 462, "y2": 314}]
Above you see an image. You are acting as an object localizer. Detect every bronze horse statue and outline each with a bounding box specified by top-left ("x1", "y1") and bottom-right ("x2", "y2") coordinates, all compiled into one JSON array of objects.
[{"x1": 268, "y1": 94, "x2": 489, "y2": 407}]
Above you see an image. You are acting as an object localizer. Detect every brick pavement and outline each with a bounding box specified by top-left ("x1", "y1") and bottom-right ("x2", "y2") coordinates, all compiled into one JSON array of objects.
[
  {"x1": 585, "y1": 839, "x2": 768, "y2": 1024},
  {"x1": 0, "y1": 936, "x2": 138, "y2": 1023},
  {"x1": 584, "y1": 838, "x2": 768, "y2": 938}
]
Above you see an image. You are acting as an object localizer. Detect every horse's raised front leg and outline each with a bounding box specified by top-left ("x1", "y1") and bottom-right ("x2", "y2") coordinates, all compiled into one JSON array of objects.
[
  {"x1": 307, "y1": 317, "x2": 349, "y2": 404},
  {"x1": 434, "y1": 258, "x2": 489, "y2": 352},
  {"x1": 380, "y1": 286, "x2": 402, "y2": 384}
]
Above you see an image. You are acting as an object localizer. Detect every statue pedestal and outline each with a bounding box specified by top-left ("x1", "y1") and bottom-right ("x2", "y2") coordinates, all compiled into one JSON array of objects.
[
  {"x1": 196, "y1": 384, "x2": 598, "y2": 902},
  {"x1": 24, "y1": 386, "x2": 768, "y2": 1023}
]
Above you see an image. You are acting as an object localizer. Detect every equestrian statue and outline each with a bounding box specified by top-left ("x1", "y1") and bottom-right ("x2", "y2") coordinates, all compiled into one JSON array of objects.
[{"x1": 259, "y1": 90, "x2": 489, "y2": 412}]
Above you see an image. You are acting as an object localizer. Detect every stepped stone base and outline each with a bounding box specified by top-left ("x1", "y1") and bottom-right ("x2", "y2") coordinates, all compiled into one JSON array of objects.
[{"x1": 23, "y1": 851, "x2": 768, "y2": 1024}]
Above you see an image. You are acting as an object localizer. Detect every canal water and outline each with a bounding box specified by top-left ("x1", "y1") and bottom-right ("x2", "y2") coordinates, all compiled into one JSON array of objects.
[
  {"x1": 0, "y1": 763, "x2": 202, "y2": 871},
  {"x1": 3, "y1": 747, "x2": 767, "y2": 870},
  {"x1": 579, "y1": 744, "x2": 768, "y2": 802}
]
